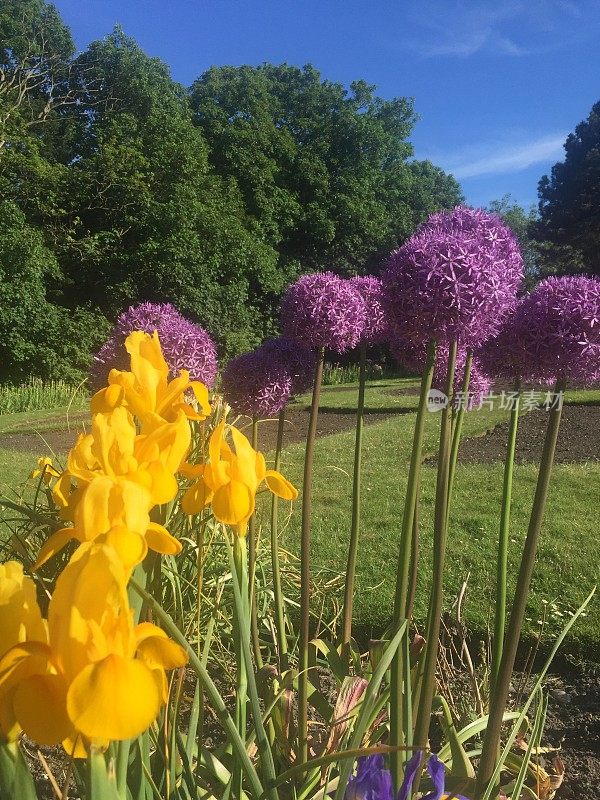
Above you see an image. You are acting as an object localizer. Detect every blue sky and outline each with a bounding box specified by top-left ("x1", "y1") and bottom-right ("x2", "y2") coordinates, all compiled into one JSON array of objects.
[{"x1": 52, "y1": 0, "x2": 600, "y2": 210}]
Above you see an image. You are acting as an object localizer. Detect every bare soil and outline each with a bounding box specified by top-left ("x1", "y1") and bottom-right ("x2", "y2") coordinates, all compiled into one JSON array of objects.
[
  {"x1": 543, "y1": 671, "x2": 600, "y2": 799},
  {"x1": 458, "y1": 403, "x2": 600, "y2": 464}
]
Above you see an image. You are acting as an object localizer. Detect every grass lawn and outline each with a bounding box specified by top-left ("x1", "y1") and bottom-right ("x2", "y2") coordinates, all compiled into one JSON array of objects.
[
  {"x1": 264, "y1": 379, "x2": 600, "y2": 658},
  {"x1": 1, "y1": 381, "x2": 598, "y2": 658}
]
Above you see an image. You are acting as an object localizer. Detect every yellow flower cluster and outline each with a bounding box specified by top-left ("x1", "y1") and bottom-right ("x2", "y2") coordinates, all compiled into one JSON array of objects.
[
  {"x1": 0, "y1": 330, "x2": 298, "y2": 752},
  {"x1": 0, "y1": 548, "x2": 187, "y2": 753}
]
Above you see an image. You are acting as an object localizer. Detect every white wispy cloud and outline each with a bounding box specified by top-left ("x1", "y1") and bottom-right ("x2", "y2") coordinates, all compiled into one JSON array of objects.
[
  {"x1": 431, "y1": 133, "x2": 567, "y2": 180},
  {"x1": 405, "y1": 0, "x2": 593, "y2": 58}
]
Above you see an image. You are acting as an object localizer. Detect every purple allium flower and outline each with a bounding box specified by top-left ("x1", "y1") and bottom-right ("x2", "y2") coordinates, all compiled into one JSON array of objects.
[
  {"x1": 382, "y1": 206, "x2": 524, "y2": 351},
  {"x1": 344, "y1": 754, "x2": 393, "y2": 800},
  {"x1": 480, "y1": 276, "x2": 600, "y2": 387},
  {"x1": 90, "y1": 302, "x2": 218, "y2": 390},
  {"x1": 259, "y1": 336, "x2": 315, "y2": 395},
  {"x1": 221, "y1": 336, "x2": 315, "y2": 418},
  {"x1": 390, "y1": 340, "x2": 492, "y2": 409},
  {"x1": 349, "y1": 276, "x2": 389, "y2": 345},
  {"x1": 280, "y1": 272, "x2": 367, "y2": 353}
]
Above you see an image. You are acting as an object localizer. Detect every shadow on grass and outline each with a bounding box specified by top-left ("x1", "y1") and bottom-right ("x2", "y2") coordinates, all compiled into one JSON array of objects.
[{"x1": 318, "y1": 406, "x2": 416, "y2": 416}]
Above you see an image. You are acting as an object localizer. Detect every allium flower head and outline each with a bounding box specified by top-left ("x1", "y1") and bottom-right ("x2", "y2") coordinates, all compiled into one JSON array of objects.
[
  {"x1": 480, "y1": 276, "x2": 600, "y2": 387},
  {"x1": 222, "y1": 336, "x2": 315, "y2": 418},
  {"x1": 281, "y1": 272, "x2": 367, "y2": 353},
  {"x1": 350, "y1": 275, "x2": 389, "y2": 345},
  {"x1": 90, "y1": 302, "x2": 218, "y2": 390},
  {"x1": 259, "y1": 336, "x2": 315, "y2": 395},
  {"x1": 382, "y1": 206, "x2": 524, "y2": 350}
]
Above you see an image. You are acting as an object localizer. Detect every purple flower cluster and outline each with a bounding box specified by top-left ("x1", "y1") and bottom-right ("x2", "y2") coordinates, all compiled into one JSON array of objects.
[
  {"x1": 391, "y1": 340, "x2": 492, "y2": 409},
  {"x1": 481, "y1": 276, "x2": 600, "y2": 387},
  {"x1": 344, "y1": 752, "x2": 467, "y2": 800},
  {"x1": 281, "y1": 272, "x2": 367, "y2": 353},
  {"x1": 349, "y1": 276, "x2": 389, "y2": 345},
  {"x1": 90, "y1": 302, "x2": 218, "y2": 390},
  {"x1": 382, "y1": 206, "x2": 524, "y2": 351},
  {"x1": 221, "y1": 336, "x2": 315, "y2": 417}
]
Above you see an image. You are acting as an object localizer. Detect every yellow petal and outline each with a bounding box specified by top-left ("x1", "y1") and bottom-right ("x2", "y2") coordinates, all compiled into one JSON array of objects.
[
  {"x1": 67, "y1": 654, "x2": 161, "y2": 741},
  {"x1": 75, "y1": 476, "x2": 113, "y2": 538},
  {"x1": 212, "y1": 480, "x2": 254, "y2": 528},
  {"x1": 191, "y1": 381, "x2": 211, "y2": 417},
  {"x1": 134, "y1": 623, "x2": 188, "y2": 670},
  {"x1": 48, "y1": 544, "x2": 133, "y2": 682},
  {"x1": 0, "y1": 696, "x2": 20, "y2": 742},
  {"x1": 145, "y1": 522, "x2": 182, "y2": 556},
  {"x1": 135, "y1": 412, "x2": 191, "y2": 474},
  {"x1": 52, "y1": 472, "x2": 73, "y2": 510},
  {"x1": 264, "y1": 470, "x2": 299, "y2": 501},
  {"x1": 33, "y1": 528, "x2": 81, "y2": 571},
  {"x1": 179, "y1": 461, "x2": 205, "y2": 479},
  {"x1": 90, "y1": 384, "x2": 126, "y2": 414},
  {"x1": 13, "y1": 673, "x2": 71, "y2": 746},
  {"x1": 146, "y1": 461, "x2": 179, "y2": 505},
  {"x1": 208, "y1": 422, "x2": 230, "y2": 487},
  {"x1": 101, "y1": 526, "x2": 148, "y2": 570},
  {"x1": 229, "y1": 426, "x2": 260, "y2": 491},
  {"x1": 62, "y1": 733, "x2": 88, "y2": 758},
  {"x1": 0, "y1": 563, "x2": 48, "y2": 652},
  {"x1": 181, "y1": 479, "x2": 212, "y2": 515}
]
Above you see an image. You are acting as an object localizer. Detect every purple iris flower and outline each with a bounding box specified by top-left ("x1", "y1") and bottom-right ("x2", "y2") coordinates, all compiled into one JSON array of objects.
[
  {"x1": 397, "y1": 752, "x2": 469, "y2": 800},
  {"x1": 343, "y1": 753, "x2": 469, "y2": 800},
  {"x1": 345, "y1": 755, "x2": 393, "y2": 800}
]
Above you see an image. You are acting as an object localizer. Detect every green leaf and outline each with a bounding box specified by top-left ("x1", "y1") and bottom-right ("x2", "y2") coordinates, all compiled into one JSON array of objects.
[{"x1": 0, "y1": 741, "x2": 38, "y2": 800}]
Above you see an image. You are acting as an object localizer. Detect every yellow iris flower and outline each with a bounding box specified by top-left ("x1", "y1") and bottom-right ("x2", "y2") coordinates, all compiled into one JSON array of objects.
[
  {"x1": 37, "y1": 406, "x2": 190, "y2": 570},
  {"x1": 90, "y1": 331, "x2": 211, "y2": 426},
  {"x1": 29, "y1": 457, "x2": 60, "y2": 486},
  {"x1": 0, "y1": 545, "x2": 187, "y2": 750},
  {"x1": 181, "y1": 421, "x2": 298, "y2": 535},
  {"x1": 0, "y1": 562, "x2": 48, "y2": 742}
]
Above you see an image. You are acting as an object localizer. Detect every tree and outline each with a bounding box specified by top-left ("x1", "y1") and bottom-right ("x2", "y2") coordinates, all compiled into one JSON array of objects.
[
  {"x1": 487, "y1": 195, "x2": 539, "y2": 287},
  {"x1": 536, "y1": 101, "x2": 600, "y2": 276},
  {"x1": 190, "y1": 64, "x2": 462, "y2": 276},
  {"x1": 56, "y1": 30, "x2": 282, "y2": 355},
  {"x1": 0, "y1": 200, "x2": 108, "y2": 381},
  {"x1": 0, "y1": 0, "x2": 76, "y2": 151}
]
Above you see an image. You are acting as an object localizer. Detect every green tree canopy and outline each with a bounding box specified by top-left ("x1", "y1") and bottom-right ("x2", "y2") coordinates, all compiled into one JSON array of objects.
[
  {"x1": 487, "y1": 195, "x2": 539, "y2": 287},
  {"x1": 0, "y1": 0, "x2": 75, "y2": 151},
  {"x1": 0, "y1": 200, "x2": 107, "y2": 381},
  {"x1": 190, "y1": 64, "x2": 462, "y2": 276},
  {"x1": 536, "y1": 101, "x2": 600, "y2": 277},
  {"x1": 56, "y1": 29, "x2": 282, "y2": 355},
  {"x1": 0, "y1": 3, "x2": 466, "y2": 379}
]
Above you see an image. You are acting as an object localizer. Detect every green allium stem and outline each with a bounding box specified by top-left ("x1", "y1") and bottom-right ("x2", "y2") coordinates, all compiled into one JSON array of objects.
[
  {"x1": 341, "y1": 341, "x2": 367, "y2": 661},
  {"x1": 476, "y1": 379, "x2": 565, "y2": 798},
  {"x1": 413, "y1": 340, "x2": 457, "y2": 752},
  {"x1": 446, "y1": 351, "x2": 473, "y2": 518},
  {"x1": 232, "y1": 534, "x2": 248, "y2": 799},
  {"x1": 389, "y1": 339, "x2": 437, "y2": 791},
  {"x1": 405, "y1": 473, "x2": 421, "y2": 622},
  {"x1": 271, "y1": 408, "x2": 289, "y2": 671},
  {"x1": 490, "y1": 381, "x2": 521, "y2": 696},
  {"x1": 248, "y1": 415, "x2": 263, "y2": 669},
  {"x1": 298, "y1": 347, "x2": 325, "y2": 765}
]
